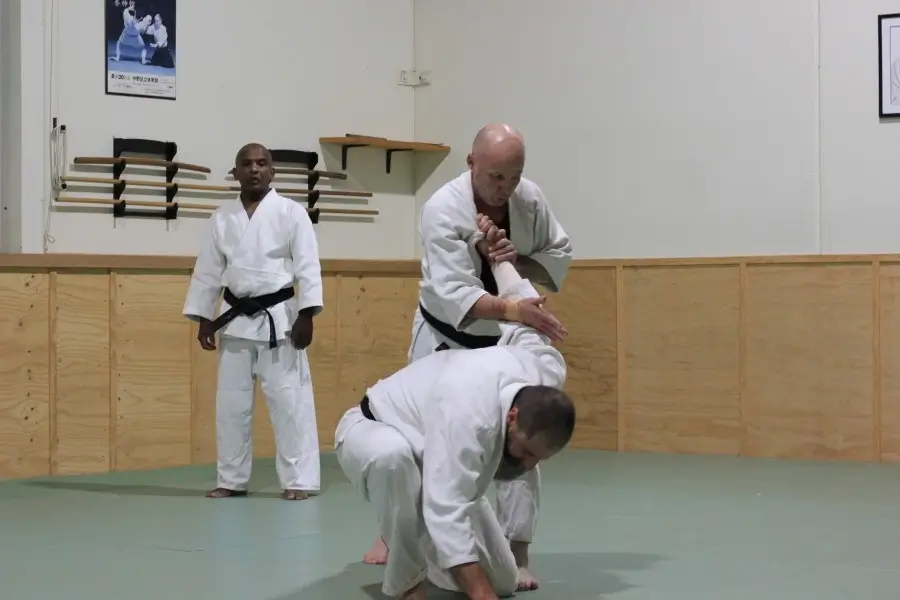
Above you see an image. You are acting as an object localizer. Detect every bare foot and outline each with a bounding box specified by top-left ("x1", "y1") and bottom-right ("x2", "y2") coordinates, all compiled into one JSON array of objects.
[
  {"x1": 206, "y1": 487, "x2": 247, "y2": 498},
  {"x1": 517, "y1": 566, "x2": 539, "y2": 591},
  {"x1": 282, "y1": 489, "x2": 310, "y2": 501},
  {"x1": 363, "y1": 536, "x2": 389, "y2": 565},
  {"x1": 399, "y1": 580, "x2": 426, "y2": 600}
]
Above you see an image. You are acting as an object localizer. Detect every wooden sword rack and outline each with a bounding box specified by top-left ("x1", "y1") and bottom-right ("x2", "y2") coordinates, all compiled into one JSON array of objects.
[{"x1": 58, "y1": 137, "x2": 378, "y2": 222}]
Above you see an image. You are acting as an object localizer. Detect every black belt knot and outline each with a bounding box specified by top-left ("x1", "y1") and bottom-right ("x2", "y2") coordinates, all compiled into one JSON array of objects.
[{"x1": 208, "y1": 286, "x2": 295, "y2": 349}]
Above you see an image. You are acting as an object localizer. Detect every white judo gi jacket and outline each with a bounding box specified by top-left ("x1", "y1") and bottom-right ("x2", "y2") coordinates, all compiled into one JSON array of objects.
[
  {"x1": 182, "y1": 189, "x2": 323, "y2": 341},
  {"x1": 416, "y1": 170, "x2": 572, "y2": 343}
]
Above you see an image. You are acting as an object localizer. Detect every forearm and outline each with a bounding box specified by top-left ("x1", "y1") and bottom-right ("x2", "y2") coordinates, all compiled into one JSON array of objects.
[
  {"x1": 463, "y1": 261, "x2": 535, "y2": 322},
  {"x1": 450, "y1": 563, "x2": 500, "y2": 600},
  {"x1": 491, "y1": 260, "x2": 538, "y2": 301},
  {"x1": 468, "y1": 294, "x2": 511, "y2": 321}
]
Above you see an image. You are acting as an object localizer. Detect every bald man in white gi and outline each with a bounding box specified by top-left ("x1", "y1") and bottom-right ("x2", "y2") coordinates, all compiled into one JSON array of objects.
[
  {"x1": 335, "y1": 242, "x2": 575, "y2": 600},
  {"x1": 362, "y1": 123, "x2": 572, "y2": 591}
]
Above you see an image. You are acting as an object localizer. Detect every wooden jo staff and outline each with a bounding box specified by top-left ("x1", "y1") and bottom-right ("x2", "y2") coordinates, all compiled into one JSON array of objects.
[
  {"x1": 73, "y1": 155, "x2": 211, "y2": 173},
  {"x1": 227, "y1": 166, "x2": 347, "y2": 180},
  {"x1": 60, "y1": 175, "x2": 373, "y2": 198},
  {"x1": 72, "y1": 156, "x2": 349, "y2": 180},
  {"x1": 54, "y1": 196, "x2": 379, "y2": 217}
]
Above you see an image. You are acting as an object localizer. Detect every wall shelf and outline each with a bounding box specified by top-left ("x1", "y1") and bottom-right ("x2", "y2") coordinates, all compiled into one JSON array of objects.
[{"x1": 319, "y1": 134, "x2": 450, "y2": 173}]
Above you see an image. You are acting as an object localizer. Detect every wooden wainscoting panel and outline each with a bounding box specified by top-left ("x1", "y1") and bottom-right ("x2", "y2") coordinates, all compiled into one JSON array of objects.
[
  {"x1": 743, "y1": 264, "x2": 875, "y2": 460},
  {"x1": 336, "y1": 274, "x2": 419, "y2": 421},
  {"x1": 551, "y1": 267, "x2": 618, "y2": 451},
  {"x1": 305, "y1": 275, "x2": 342, "y2": 448},
  {"x1": 878, "y1": 263, "x2": 900, "y2": 462},
  {"x1": 622, "y1": 265, "x2": 742, "y2": 454},
  {"x1": 54, "y1": 274, "x2": 111, "y2": 475},
  {"x1": 113, "y1": 274, "x2": 192, "y2": 471},
  {"x1": 5, "y1": 254, "x2": 900, "y2": 481},
  {"x1": 0, "y1": 273, "x2": 51, "y2": 479},
  {"x1": 190, "y1": 318, "x2": 218, "y2": 465}
]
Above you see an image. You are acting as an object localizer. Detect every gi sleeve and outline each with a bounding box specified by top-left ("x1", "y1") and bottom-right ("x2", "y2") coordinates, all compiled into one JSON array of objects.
[
  {"x1": 289, "y1": 203, "x2": 324, "y2": 315},
  {"x1": 528, "y1": 188, "x2": 573, "y2": 292},
  {"x1": 422, "y1": 381, "x2": 498, "y2": 569},
  {"x1": 183, "y1": 216, "x2": 225, "y2": 322},
  {"x1": 493, "y1": 262, "x2": 568, "y2": 387},
  {"x1": 420, "y1": 200, "x2": 487, "y2": 329}
]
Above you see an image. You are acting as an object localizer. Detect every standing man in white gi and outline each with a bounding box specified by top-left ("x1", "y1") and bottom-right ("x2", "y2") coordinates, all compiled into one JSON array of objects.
[
  {"x1": 183, "y1": 143, "x2": 323, "y2": 501},
  {"x1": 336, "y1": 248, "x2": 575, "y2": 600},
  {"x1": 409, "y1": 122, "x2": 571, "y2": 361},
  {"x1": 362, "y1": 123, "x2": 572, "y2": 587}
]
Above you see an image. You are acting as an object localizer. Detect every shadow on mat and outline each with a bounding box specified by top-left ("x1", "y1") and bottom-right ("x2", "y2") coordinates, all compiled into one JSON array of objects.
[
  {"x1": 23, "y1": 480, "x2": 330, "y2": 499},
  {"x1": 266, "y1": 552, "x2": 665, "y2": 600}
]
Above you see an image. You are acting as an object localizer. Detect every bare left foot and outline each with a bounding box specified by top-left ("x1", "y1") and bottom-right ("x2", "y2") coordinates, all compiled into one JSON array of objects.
[
  {"x1": 282, "y1": 489, "x2": 309, "y2": 500},
  {"x1": 517, "y1": 566, "x2": 539, "y2": 591},
  {"x1": 206, "y1": 487, "x2": 247, "y2": 498},
  {"x1": 363, "y1": 536, "x2": 389, "y2": 564}
]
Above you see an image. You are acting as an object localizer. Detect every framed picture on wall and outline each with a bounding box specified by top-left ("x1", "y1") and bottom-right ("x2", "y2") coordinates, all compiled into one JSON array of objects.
[
  {"x1": 878, "y1": 13, "x2": 900, "y2": 117},
  {"x1": 105, "y1": 0, "x2": 177, "y2": 100}
]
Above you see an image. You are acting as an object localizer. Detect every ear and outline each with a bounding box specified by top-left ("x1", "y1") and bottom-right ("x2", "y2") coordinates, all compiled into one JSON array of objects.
[
  {"x1": 466, "y1": 153, "x2": 474, "y2": 170},
  {"x1": 506, "y1": 406, "x2": 518, "y2": 427}
]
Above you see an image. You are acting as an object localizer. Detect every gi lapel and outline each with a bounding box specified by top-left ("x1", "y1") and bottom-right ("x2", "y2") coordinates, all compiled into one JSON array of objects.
[{"x1": 230, "y1": 189, "x2": 276, "y2": 266}]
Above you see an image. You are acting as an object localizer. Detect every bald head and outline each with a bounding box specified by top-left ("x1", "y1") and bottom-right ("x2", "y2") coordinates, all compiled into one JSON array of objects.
[
  {"x1": 467, "y1": 124, "x2": 526, "y2": 208},
  {"x1": 472, "y1": 123, "x2": 525, "y2": 159}
]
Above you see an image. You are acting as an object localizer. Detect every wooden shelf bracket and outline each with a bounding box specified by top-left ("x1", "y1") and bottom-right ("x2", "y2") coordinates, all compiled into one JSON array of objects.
[{"x1": 319, "y1": 134, "x2": 450, "y2": 174}]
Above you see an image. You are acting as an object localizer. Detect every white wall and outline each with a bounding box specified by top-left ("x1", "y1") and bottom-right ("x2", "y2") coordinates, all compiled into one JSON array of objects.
[
  {"x1": 1, "y1": 0, "x2": 26, "y2": 252},
  {"x1": 414, "y1": 0, "x2": 846, "y2": 259},
  {"x1": 7, "y1": 1, "x2": 900, "y2": 260},
  {"x1": 14, "y1": 0, "x2": 418, "y2": 258},
  {"x1": 819, "y1": 0, "x2": 900, "y2": 253}
]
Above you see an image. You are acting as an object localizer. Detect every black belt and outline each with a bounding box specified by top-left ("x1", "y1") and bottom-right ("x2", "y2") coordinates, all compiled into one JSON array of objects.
[
  {"x1": 360, "y1": 395, "x2": 375, "y2": 420},
  {"x1": 209, "y1": 286, "x2": 295, "y2": 349},
  {"x1": 418, "y1": 303, "x2": 500, "y2": 349}
]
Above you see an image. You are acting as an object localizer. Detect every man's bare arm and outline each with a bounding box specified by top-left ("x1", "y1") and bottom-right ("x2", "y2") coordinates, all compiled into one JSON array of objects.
[{"x1": 468, "y1": 294, "x2": 515, "y2": 321}]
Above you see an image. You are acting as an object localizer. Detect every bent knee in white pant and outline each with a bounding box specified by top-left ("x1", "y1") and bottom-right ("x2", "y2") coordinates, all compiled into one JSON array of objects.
[
  {"x1": 368, "y1": 439, "x2": 417, "y2": 476},
  {"x1": 363, "y1": 438, "x2": 420, "y2": 508}
]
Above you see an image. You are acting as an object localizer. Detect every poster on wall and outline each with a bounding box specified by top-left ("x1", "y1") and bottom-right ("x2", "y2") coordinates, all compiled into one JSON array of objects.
[
  {"x1": 105, "y1": 0, "x2": 177, "y2": 100},
  {"x1": 878, "y1": 13, "x2": 900, "y2": 118}
]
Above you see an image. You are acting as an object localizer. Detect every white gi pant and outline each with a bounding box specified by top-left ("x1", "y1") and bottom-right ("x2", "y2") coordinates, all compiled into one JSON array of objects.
[
  {"x1": 407, "y1": 307, "x2": 541, "y2": 545},
  {"x1": 215, "y1": 335, "x2": 320, "y2": 492},
  {"x1": 336, "y1": 407, "x2": 519, "y2": 598}
]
